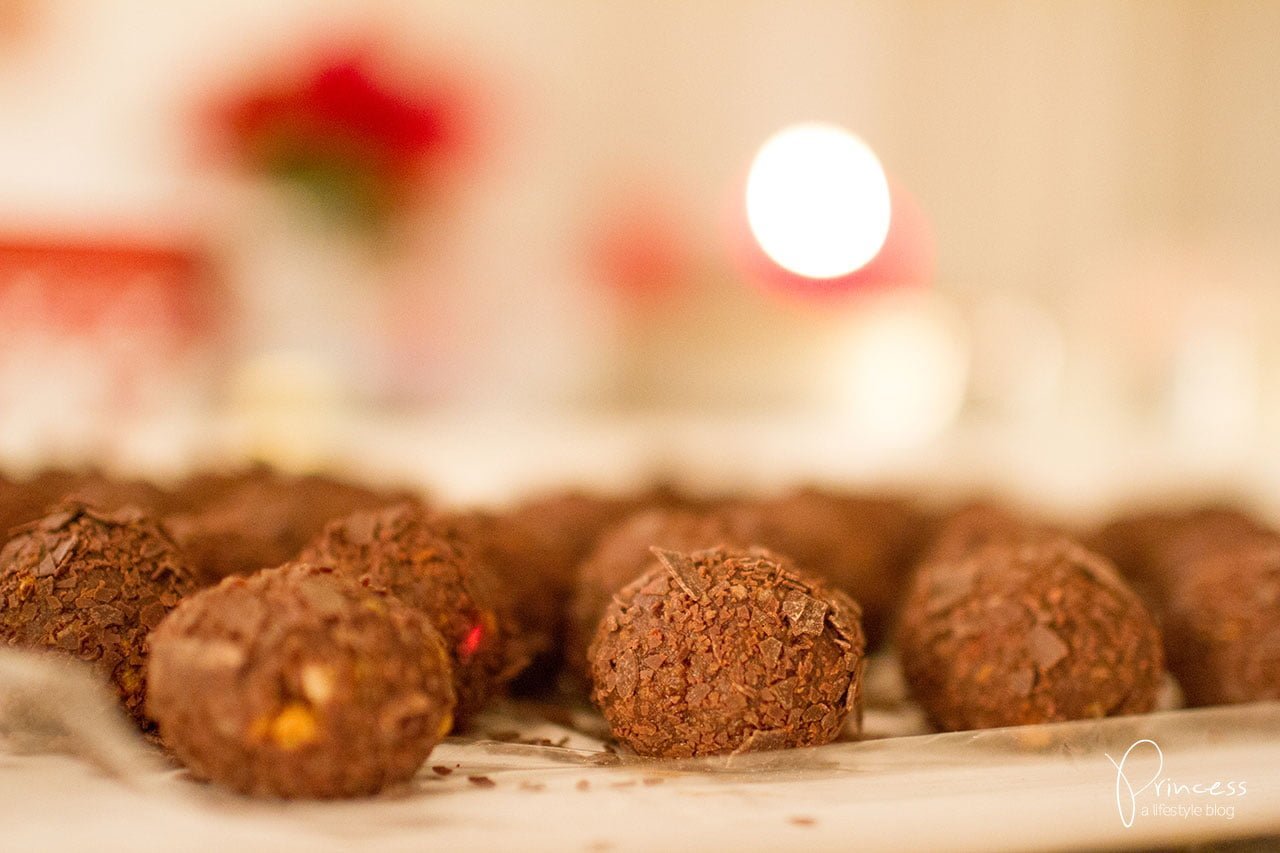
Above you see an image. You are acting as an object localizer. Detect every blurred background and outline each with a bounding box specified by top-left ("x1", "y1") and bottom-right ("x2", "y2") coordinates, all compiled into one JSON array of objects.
[{"x1": 1, "y1": 1, "x2": 1279, "y2": 506}]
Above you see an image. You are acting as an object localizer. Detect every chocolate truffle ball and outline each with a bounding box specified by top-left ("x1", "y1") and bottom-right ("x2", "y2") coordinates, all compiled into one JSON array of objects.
[
  {"x1": 897, "y1": 535, "x2": 1164, "y2": 732},
  {"x1": 166, "y1": 471, "x2": 410, "y2": 585},
  {"x1": 1161, "y1": 543, "x2": 1280, "y2": 706},
  {"x1": 147, "y1": 563, "x2": 455, "y2": 799},
  {"x1": 300, "y1": 504, "x2": 514, "y2": 721},
  {"x1": 569, "y1": 509, "x2": 750, "y2": 677},
  {"x1": 0, "y1": 503, "x2": 197, "y2": 724},
  {"x1": 590, "y1": 547, "x2": 866, "y2": 758},
  {"x1": 723, "y1": 489, "x2": 925, "y2": 648}
]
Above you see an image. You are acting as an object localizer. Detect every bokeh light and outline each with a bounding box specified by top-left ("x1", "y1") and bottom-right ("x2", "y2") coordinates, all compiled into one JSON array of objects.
[{"x1": 746, "y1": 122, "x2": 891, "y2": 280}]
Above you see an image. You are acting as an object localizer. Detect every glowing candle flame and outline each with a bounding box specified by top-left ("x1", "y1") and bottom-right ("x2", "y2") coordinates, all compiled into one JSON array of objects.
[{"x1": 746, "y1": 122, "x2": 891, "y2": 280}]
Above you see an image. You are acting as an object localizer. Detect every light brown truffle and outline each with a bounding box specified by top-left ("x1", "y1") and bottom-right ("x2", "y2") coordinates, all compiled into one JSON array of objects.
[{"x1": 147, "y1": 563, "x2": 455, "y2": 799}]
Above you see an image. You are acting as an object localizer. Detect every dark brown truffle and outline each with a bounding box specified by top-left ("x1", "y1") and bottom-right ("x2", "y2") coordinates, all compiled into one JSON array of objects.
[
  {"x1": 1095, "y1": 506, "x2": 1277, "y2": 707},
  {"x1": 1161, "y1": 543, "x2": 1280, "y2": 706},
  {"x1": 722, "y1": 489, "x2": 925, "y2": 648},
  {"x1": 300, "y1": 504, "x2": 516, "y2": 721},
  {"x1": 165, "y1": 471, "x2": 412, "y2": 585},
  {"x1": 0, "y1": 469, "x2": 176, "y2": 536},
  {"x1": 897, "y1": 534, "x2": 1164, "y2": 731},
  {"x1": 1093, "y1": 505, "x2": 1265, "y2": 600},
  {"x1": 589, "y1": 547, "x2": 865, "y2": 758},
  {"x1": 0, "y1": 502, "x2": 197, "y2": 724},
  {"x1": 568, "y1": 509, "x2": 750, "y2": 677},
  {"x1": 147, "y1": 562, "x2": 455, "y2": 799}
]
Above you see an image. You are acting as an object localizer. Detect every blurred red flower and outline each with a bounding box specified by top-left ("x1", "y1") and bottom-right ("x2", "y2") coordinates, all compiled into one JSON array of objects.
[{"x1": 213, "y1": 47, "x2": 474, "y2": 227}]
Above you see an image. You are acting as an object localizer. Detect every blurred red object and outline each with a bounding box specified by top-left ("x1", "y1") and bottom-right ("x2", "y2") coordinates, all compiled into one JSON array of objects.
[
  {"x1": 211, "y1": 47, "x2": 476, "y2": 227},
  {"x1": 0, "y1": 237, "x2": 217, "y2": 343},
  {"x1": 588, "y1": 198, "x2": 694, "y2": 309}
]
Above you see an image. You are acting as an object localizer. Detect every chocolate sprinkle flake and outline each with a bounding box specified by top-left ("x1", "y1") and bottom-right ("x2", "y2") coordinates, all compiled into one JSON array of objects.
[
  {"x1": 781, "y1": 590, "x2": 828, "y2": 636},
  {"x1": 1008, "y1": 667, "x2": 1036, "y2": 697},
  {"x1": 650, "y1": 547, "x2": 707, "y2": 599},
  {"x1": 789, "y1": 816, "x2": 817, "y2": 827},
  {"x1": 431, "y1": 765, "x2": 453, "y2": 776},
  {"x1": 468, "y1": 775, "x2": 497, "y2": 788},
  {"x1": 35, "y1": 551, "x2": 59, "y2": 578},
  {"x1": 1028, "y1": 624, "x2": 1070, "y2": 670},
  {"x1": 733, "y1": 728, "x2": 789, "y2": 754}
]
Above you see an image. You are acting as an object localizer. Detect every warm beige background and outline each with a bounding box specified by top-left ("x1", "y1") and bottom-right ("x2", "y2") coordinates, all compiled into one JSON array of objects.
[{"x1": 0, "y1": 2, "x2": 1277, "y2": 423}]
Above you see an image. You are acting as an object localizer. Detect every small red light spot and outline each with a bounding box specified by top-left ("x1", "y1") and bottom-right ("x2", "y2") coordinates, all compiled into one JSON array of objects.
[{"x1": 459, "y1": 623, "x2": 485, "y2": 660}]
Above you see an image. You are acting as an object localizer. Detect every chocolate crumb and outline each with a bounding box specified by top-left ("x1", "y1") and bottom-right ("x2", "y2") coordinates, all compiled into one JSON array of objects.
[
  {"x1": 468, "y1": 775, "x2": 496, "y2": 788},
  {"x1": 432, "y1": 766, "x2": 453, "y2": 776},
  {"x1": 576, "y1": 779, "x2": 590, "y2": 791}
]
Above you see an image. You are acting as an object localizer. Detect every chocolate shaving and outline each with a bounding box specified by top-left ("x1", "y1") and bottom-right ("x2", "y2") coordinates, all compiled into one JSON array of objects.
[
  {"x1": 733, "y1": 728, "x2": 789, "y2": 754},
  {"x1": 1008, "y1": 667, "x2": 1036, "y2": 697},
  {"x1": 1028, "y1": 624, "x2": 1070, "y2": 670},
  {"x1": 50, "y1": 534, "x2": 78, "y2": 568},
  {"x1": 35, "y1": 551, "x2": 59, "y2": 578},
  {"x1": 431, "y1": 765, "x2": 453, "y2": 776},
  {"x1": 781, "y1": 590, "x2": 828, "y2": 635},
  {"x1": 925, "y1": 567, "x2": 973, "y2": 615},
  {"x1": 468, "y1": 775, "x2": 496, "y2": 788},
  {"x1": 650, "y1": 547, "x2": 707, "y2": 599}
]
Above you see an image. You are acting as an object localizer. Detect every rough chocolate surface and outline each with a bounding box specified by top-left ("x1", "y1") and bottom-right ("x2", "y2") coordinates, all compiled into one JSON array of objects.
[
  {"x1": 897, "y1": 532, "x2": 1164, "y2": 731},
  {"x1": 300, "y1": 504, "x2": 516, "y2": 721},
  {"x1": 569, "y1": 509, "x2": 750, "y2": 677},
  {"x1": 1162, "y1": 544, "x2": 1280, "y2": 705},
  {"x1": 590, "y1": 547, "x2": 865, "y2": 758},
  {"x1": 0, "y1": 502, "x2": 197, "y2": 724},
  {"x1": 722, "y1": 489, "x2": 924, "y2": 648},
  {"x1": 147, "y1": 562, "x2": 455, "y2": 799},
  {"x1": 165, "y1": 471, "x2": 408, "y2": 585}
]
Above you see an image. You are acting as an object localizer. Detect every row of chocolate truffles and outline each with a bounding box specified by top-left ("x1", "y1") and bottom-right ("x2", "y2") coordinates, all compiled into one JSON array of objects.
[
  {"x1": 572, "y1": 498, "x2": 1279, "y2": 752},
  {"x1": 0, "y1": 471, "x2": 927, "y2": 791},
  {"x1": 2, "y1": 467, "x2": 1277, "y2": 796}
]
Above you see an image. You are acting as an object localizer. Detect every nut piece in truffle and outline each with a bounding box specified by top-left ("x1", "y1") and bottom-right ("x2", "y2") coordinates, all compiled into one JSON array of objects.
[
  {"x1": 0, "y1": 502, "x2": 197, "y2": 724},
  {"x1": 897, "y1": 535, "x2": 1165, "y2": 731},
  {"x1": 146, "y1": 562, "x2": 456, "y2": 799},
  {"x1": 589, "y1": 547, "x2": 866, "y2": 758},
  {"x1": 300, "y1": 504, "x2": 514, "y2": 722}
]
